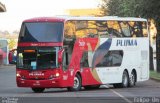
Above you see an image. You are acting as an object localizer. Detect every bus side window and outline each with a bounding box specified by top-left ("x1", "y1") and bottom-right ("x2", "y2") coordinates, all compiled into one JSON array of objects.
[
  {"x1": 128, "y1": 21, "x2": 136, "y2": 37},
  {"x1": 64, "y1": 21, "x2": 76, "y2": 39},
  {"x1": 142, "y1": 22, "x2": 148, "y2": 37},
  {"x1": 133, "y1": 22, "x2": 143, "y2": 37},
  {"x1": 107, "y1": 21, "x2": 123, "y2": 38},
  {"x1": 96, "y1": 50, "x2": 123, "y2": 67},
  {"x1": 128, "y1": 21, "x2": 145, "y2": 37},
  {"x1": 87, "y1": 21, "x2": 98, "y2": 38},
  {"x1": 80, "y1": 52, "x2": 89, "y2": 68},
  {"x1": 119, "y1": 21, "x2": 131, "y2": 37}
]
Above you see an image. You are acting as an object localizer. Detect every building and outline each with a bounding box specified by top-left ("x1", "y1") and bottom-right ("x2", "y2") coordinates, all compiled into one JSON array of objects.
[
  {"x1": 66, "y1": 8, "x2": 103, "y2": 16},
  {"x1": 0, "y1": 2, "x2": 7, "y2": 65},
  {"x1": 0, "y1": 39, "x2": 9, "y2": 65},
  {"x1": 0, "y1": 2, "x2": 6, "y2": 12}
]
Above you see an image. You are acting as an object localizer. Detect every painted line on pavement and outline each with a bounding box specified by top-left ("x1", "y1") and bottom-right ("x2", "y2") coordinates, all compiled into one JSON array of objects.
[{"x1": 103, "y1": 85, "x2": 133, "y2": 103}]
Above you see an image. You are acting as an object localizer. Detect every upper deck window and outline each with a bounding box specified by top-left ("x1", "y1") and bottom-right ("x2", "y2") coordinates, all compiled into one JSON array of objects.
[
  {"x1": 64, "y1": 20, "x2": 148, "y2": 39},
  {"x1": 19, "y1": 22, "x2": 64, "y2": 42}
]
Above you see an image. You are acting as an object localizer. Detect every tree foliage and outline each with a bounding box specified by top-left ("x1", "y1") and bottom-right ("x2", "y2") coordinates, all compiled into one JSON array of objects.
[
  {"x1": 106, "y1": 0, "x2": 141, "y2": 17},
  {"x1": 100, "y1": 0, "x2": 160, "y2": 28},
  {"x1": 100, "y1": 0, "x2": 160, "y2": 72}
]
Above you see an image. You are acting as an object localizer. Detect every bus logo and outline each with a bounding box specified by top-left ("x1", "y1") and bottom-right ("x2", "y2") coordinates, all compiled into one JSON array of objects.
[
  {"x1": 116, "y1": 39, "x2": 137, "y2": 46},
  {"x1": 79, "y1": 41, "x2": 85, "y2": 47}
]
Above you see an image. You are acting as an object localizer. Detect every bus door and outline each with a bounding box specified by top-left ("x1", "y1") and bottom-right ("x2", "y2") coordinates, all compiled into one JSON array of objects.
[
  {"x1": 80, "y1": 51, "x2": 94, "y2": 85},
  {"x1": 61, "y1": 50, "x2": 70, "y2": 85}
]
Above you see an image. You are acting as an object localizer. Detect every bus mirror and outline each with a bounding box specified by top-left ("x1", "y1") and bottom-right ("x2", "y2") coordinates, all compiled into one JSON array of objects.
[{"x1": 58, "y1": 49, "x2": 64, "y2": 64}]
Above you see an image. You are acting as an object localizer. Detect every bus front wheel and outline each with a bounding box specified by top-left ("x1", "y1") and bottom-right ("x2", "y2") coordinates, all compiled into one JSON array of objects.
[
  {"x1": 67, "y1": 74, "x2": 81, "y2": 91},
  {"x1": 31, "y1": 88, "x2": 45, "y2": 93}
]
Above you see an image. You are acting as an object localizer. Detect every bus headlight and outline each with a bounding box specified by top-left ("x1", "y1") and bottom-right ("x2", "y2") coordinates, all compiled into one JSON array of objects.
[
  {"x1": 55, "y1": 73, "x2": 60, "y2": 77},
  {"x1": 16, "y1": 73, "x2": 21, "y2": 77},
  {"x1": 49, "y1": 73, "x2": 60, "y2": 79},
  {"x1": 53, "y1": 73, "x2": 60, "y2": 78}
]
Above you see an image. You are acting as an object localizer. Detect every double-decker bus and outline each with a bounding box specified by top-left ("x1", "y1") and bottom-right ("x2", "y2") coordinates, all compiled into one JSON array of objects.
[{"x1": 16, "y1": 16, "x2": 149, "y2": 93}]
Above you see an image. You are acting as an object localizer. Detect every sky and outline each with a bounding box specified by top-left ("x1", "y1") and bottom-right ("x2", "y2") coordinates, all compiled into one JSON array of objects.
[{"x1": 0, "y1": 0, "x2": 100, "y2": 32}]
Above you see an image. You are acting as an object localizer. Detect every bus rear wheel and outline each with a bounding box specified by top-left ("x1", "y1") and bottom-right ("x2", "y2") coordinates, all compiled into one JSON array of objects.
[
  {"x1": 129, "y1": 71, "x2": 136, "y2": 87},
  {"x1": 120, "y1": 70, "x2": 129, "y2": 88},
  {"x1": 31, "y1": 88, "x2": 45, "y2": 93},
  {"x1": 67, "y1": 74, "x2": 81, "y2": 91}
]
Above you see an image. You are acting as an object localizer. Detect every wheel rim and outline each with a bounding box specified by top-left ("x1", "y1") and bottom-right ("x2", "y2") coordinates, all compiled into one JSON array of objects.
[{"x1": 73, "y1": 77, "x2": 79, "y2": 89}]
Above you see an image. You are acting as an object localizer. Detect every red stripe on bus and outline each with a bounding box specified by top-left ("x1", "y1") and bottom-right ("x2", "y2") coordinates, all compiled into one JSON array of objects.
[{"x1": 18, "y1": 42, "x2": 63, "y2": 47}]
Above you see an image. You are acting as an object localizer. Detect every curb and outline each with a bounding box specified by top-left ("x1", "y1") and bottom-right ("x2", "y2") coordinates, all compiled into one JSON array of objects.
[
  {"x1": 150, "y1": 77, "x2": 160, "y2": 82},
  {"x1": 0, "y1": 64, "x2": 15, "y2": 69}
]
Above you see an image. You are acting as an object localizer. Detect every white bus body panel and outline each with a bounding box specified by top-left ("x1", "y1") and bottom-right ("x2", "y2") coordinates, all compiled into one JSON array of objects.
[{"x1": 95, "y1": 38, "x2": 149, "y2": 84}]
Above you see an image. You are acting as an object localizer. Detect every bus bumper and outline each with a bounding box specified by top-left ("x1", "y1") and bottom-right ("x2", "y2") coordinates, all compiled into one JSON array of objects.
[{"x1": 17, "y1": 79, "x2": 64, "y2": 88}]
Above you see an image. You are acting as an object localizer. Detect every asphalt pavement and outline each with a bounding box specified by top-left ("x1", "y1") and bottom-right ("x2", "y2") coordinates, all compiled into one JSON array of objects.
[{"x1": 0, "y1": 65, "x2": 160, "y2": 103}]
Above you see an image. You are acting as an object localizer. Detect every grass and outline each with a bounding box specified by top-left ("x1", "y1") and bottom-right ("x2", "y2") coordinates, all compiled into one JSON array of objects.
[{"x1": 150, "y1": 70, "x2": 160, "y2": 80}]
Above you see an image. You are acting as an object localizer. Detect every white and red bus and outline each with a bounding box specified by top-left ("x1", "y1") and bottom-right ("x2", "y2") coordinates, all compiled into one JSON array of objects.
[{"x1": 16, "y1": 16, "x2": 149, "y2": 93}]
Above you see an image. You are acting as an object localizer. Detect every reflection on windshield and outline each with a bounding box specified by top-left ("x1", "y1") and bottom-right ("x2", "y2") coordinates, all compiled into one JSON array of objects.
[
  {"x1": 19, "y1": 22, "x2": 64, "y2": 42},
  {"x1": 17, "y1": 47, "x2": 59, "y2": 70},
  {"x1": 37, "y1": 52, "x2": 56, "y2": 69}
]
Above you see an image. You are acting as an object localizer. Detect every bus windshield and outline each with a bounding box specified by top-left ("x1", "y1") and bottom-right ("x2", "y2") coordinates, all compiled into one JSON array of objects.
[
  {"x1": 19, "y1": 22, "x2": 64, "y2": 42},
  {"x1": 17, "y1": 47, "x2": 59, "y2": 70}
]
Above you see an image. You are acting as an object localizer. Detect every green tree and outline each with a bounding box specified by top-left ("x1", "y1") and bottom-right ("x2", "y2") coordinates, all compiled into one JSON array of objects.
[
  {"x1": 140, "y1": 0, "x2": 160, "y2": 72},
  {"x1": 100, "y1": 0, "x2": 143, "y2": 17},
  {"x1": 8, "y1": 39, "x2": 17, "y2": 50},
  {"x1": 100, "y1": 0, "x2": 160, "y2": 28},
  {"x1": 100, "y1": 0, "x2": 160, "y2": 72}
]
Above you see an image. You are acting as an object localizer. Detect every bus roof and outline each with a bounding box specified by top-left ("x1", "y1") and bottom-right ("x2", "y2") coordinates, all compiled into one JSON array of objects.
[
  {"x1": 23, "y1": 16, "x2": 147, "y2": 23},
  {"x1": 23, "y1": 17, "x2": 65, "y2": 22},
  {"x1": 64, "y1": 16, "x2": 147, "y2": 22}
]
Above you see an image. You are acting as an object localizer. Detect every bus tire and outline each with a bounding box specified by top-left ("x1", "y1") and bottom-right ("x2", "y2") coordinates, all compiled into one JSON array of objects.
[
  {"x1": 31, "y1": 88, "x2": 45, "y2": 93},
  {"x1": 129, "y1": 71, "x2": 136, "y2": 87},
  {"x1": 67, "y1": 74, "x2": 81, "y2": 91},
  {"x1": 120, "y1": 70, "x2": 129, "y2": 88}
]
